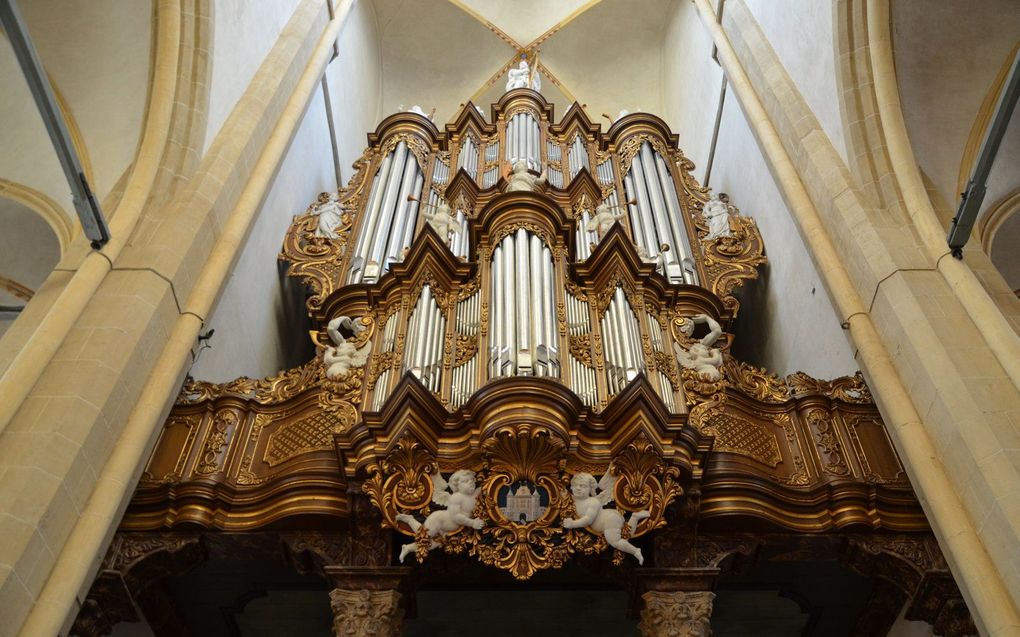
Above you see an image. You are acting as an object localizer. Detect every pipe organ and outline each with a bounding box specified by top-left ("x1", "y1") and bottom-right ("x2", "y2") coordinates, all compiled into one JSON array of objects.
[
  {"x1": 130, "y1": 88, "x2": 934, "y2": 600},
  {"x1": 291, "y1": 91, "x2": 749, "y2": 414}
]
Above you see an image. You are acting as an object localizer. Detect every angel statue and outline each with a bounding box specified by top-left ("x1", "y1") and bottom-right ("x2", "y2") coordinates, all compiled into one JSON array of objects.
[
  {"x1": 396, "y1": 469, "x2": 485, "y2": 562},
  {"x1": 311, "y1": 192, "x2": 344, "y2": 239},
  {"x1": 506, "y1": 159, "x2": 547, "y2": 193},
  {"x1": 423, "y1": 198, "x2": 459, "y2": 246},
  {"x1": 322, "y1": 316, "x2": 371, "y2": 379},
  {"x1": 702, "y1": 192, "x2": 735, "y2": 241},
  {"x1": 562, "y1": 472, "x2": 650, "y2": 564},
  {"x1": 673, "y1": 313, "x2": 724, "y2": 381},
  {"x1": 586, "y1": 200, "x2": 628, "y2": 239}
]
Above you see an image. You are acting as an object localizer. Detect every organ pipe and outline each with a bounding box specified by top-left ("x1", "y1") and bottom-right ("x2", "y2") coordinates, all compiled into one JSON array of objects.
[
  {"x1": 349, "y1": 141, "x2": 424, "y2": 283},
  {"x1": 488, "y1": 230, "x2": 558, "y2": 379},
  {"x1": 623, "y1": 142, "x2": 697, "y2": 284}
]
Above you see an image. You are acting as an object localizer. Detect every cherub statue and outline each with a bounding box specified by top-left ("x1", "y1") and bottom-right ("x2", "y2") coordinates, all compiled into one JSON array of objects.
[
  {"x1": 585, "y1": 200, "x2": 628, "y2": 238},
  {"x1": 562, "y1": 472, "x2": 650, "y2": 564},
  {"x1": 673, "y1": 313, "x2": 724, "y2": 381},
  {"x1": 396, "y1": 469, "x2": 485, "y2": 562},
  {"x1": 506, "y1": 159, "x2": 547, "y2": 193},
  {"x1": 423, "y1": 199, "x2": 458, "y2": 245},
  {"x1": 703, "y1": 192, "x2": 735, "y2": 240},
  {"x1": 322, "y1": 316, "x2": 371, "y2": 379},
  {"x1": 311, "y1": 192, "x2": 344, "y2": 239}
]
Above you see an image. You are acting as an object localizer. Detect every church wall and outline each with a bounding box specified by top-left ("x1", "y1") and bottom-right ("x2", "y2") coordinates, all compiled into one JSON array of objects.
[
  {"x1": 325, "y1": 0, "x2": 382, "y2": 181},
  {"x1": 740, "y1": 0, "x2": 849, "y2": 165},
  {"x1": 189, "y1": 93, "x2": 334, "y2": 382},
  {"x1": 709, "y1": 89, "x2": 859, "y2": 379},
  {"x1": 661, "y1": 0, "x2": 724, "y2": 184},
  {"x1": 0, "y1": 41, "x2": 76, "y2": 217},
  {"x1": 190, "y1": 0, "x2": 383, "y2": 383},
  {"x1": 17, "y1": 0, "x2": 152, "y2": 201},
  {"x1": 204, "y1": 0, "x2": 307, "y2": 154}
]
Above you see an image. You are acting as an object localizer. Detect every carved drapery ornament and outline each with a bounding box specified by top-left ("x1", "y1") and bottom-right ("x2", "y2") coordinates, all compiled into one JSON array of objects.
[{"x1": 639, "y1": 591, "x2": 715, "y2": 637}]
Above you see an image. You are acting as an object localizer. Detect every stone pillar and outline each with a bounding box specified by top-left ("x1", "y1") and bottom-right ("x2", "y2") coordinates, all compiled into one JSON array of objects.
[
  {"x1": 639, "y1": 591, "x2": 715, "y2": 637},
  {"x1": 329, "y1": 589, "x2": 404, "y2": 637}
]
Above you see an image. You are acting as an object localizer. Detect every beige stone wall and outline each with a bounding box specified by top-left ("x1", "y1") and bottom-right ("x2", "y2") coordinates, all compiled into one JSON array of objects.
[
  {"x1": 0, "y1": 0, "x2": 348, "y2": 633},
  {"x1": 715, "y1": 0, "x2": 1020, "y2": 631}
]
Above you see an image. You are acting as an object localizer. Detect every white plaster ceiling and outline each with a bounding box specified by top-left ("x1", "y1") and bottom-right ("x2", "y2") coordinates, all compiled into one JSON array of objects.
[
  {"x1": 0, "y1": 197, "x2": 61, "y2": 337},
  {"x1": 369, "y1": 0, "x2": 670, "y2": 126}
]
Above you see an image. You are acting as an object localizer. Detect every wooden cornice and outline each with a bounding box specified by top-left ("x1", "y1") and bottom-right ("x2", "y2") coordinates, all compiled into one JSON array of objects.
[{"x1": 446, "y1": 101, "x2": 497, "y2": 139}]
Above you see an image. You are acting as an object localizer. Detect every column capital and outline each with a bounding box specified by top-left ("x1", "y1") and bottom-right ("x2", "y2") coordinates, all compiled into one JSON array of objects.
[
  {"x1": 639, "y1": 590, "x2": 715, "y2": 637},
  {"x1": 329, "y1": 589, "x2": 404, "y2": 637}
]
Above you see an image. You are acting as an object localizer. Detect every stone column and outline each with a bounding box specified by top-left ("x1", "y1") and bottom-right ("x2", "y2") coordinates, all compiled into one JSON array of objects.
[
  {"x1": 639, "y1": 591, "x2": 715, "y2": 637},
  {"x1": 329, "y1": 589, "x2": 404, "y2": 637}
]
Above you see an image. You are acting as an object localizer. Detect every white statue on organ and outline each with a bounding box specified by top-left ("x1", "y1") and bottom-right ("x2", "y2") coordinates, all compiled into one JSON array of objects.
[
  {"x1": 311, "y1": 192, "x2": 344, "y2": 239},
  {"x1": 396, "y1": 470, "x2": 485, "y2": 562},
  {"x1": 506, "y1": 159, "x2": 547, "y2": 193},
  {"x1": 586, "y1": 200, "x2": 628, "y2": 238},
  {"x1": 703, "y1": 192, "x2": 735, "y2": 240},
  {"x1": 506, "y1": 59, "x2": 541, "y2": 92},
  {"x1": 562, "y1": 472, "x2": 650, "y2": 564},
  {"x1": 674, "y1": 313, "x2": 724, "y2": 381},
  {"x1": 322, "y1": 316, "x2": 371, "y2": 379},
  {"x1": 424, "y1": 199, "x2": 458, "y2": 246}
]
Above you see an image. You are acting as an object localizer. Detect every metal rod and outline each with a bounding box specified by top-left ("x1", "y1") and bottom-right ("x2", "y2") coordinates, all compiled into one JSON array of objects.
[
  {"x1": 948, "y1": 48, "x2": 1020, "y2": 254},
  {"x1": 0, "y1": 0, "x2": 110, "y2": 247}
]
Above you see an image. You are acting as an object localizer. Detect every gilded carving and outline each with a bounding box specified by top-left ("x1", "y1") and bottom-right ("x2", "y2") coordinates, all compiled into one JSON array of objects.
[
  {"x1": 771, "y1": 413, "x2": 811, "y2": 486},
  {"x1": 329, "y1": 589, "x2": 403, "y2": 637},
  {"x1": 568, "y1": 333, "x2": 593, "y2": 367},
  {"x1": 806, "y1": 408, "x2": 850, "y2": 476},
  {"x1": 639, "y1": 591, "x2": 715, "y2": 637},
  {"x1": 723, "y1": 359, "x2": 788, "y2": 403},
  {"x1": 366, "y1": 428, "x2": 683, "y2": 579},
  {"x1": 195, "y1": 410, "x2": 238, "y2": 475},
  {"x1": 265, "y1": 412, "x2": 336, "y2": 466},
  {"x1": 788, "y1": 371, "x2": 873, "y2": 403},
  {"x1": 696, "y1": 409, "x2": 782, "y2": 467},
  {"x1": 452, "y1": 335, "x2": 479, "y2": 368}
]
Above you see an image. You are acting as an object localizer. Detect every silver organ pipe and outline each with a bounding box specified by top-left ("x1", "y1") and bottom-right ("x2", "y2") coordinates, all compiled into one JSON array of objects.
[
  {"x1": 599, "y1": 287, "x2": 644, "y2": 396},
  {"x1": 541, "y1": 245, "x2": 557, "y2": 377},
  {"x1": 654, "y1": 152, "x2": 699, "y2": 284},
  {"x1": 626, "y1": 152, "x2": 660, "y2": 258},
  {"x1": 623, "y1": 142, "x2": 694, "y2": 284},
  {"x1": 488, "y1": 230, "x2": 558, "y2": 378},
  {"x1": 432, "y1": 154, "x2": 450, "y2": 186},
  {"x1": 384, "y1": 162, "x2": 423, "y2": 271},
  {"x1": 483, "y1": 141, "x2": 499, "y2": 188},
  {"x1": 568, "y1": 135, "x2": 589, "y2": 179},
  {"x1": 565, "y1": 292, "x2": 596, "y2": 406},
  {"x1": 349, "y1": 149, "x2": 394, "y2": 282},
  {"x1": 506, "y1": 113, "x2": 541, "y2": 168},
  {"x1": 490, "y1": 245, "x2": 504, "y2": 376},
  {"x1": 657, "y1": 371, "x2": 676, "y2": 412},
  {"x1": 406, "y1": 284, "x2": 446, "y2": 393},
  {"x1": 502, "y1": 235, "x2": 516, "y2": 375},
  {"x1": 596, "y1": 159, "x2": 614, "y2": 186},
  {"x1": 546, "y1": 140, "x2": 563, "y2": 188},
  {"x1": 371, "y1": 314, "x2": 401, "y2": 411},
  {"x1": 458, "y1": 136, "x2": 479, "y2": 180},
  {"x1": 349, "y1": 141, "x2": 424, "y2": 283},
  {"x1": 451, "y1": 290, "x2": 480, "y2": 409}
]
